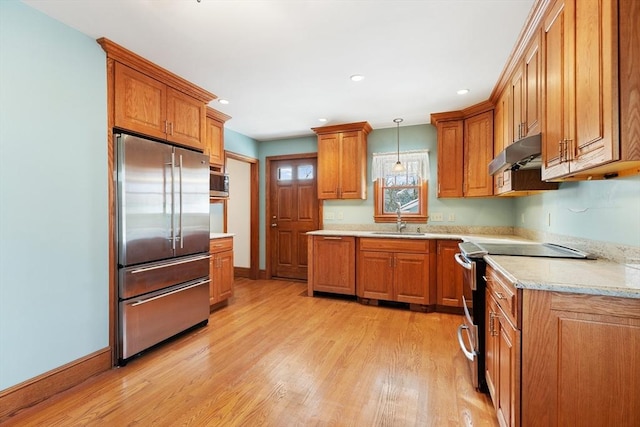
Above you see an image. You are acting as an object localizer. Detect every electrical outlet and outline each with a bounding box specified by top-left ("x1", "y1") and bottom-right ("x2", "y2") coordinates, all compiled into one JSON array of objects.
[
  {"x1": 521, "y1": 213, "x2": 525, "y2": 224},
  {"x1": 547, "y1": 212, "x2": 551, "y2": 226},
  {"x1": 431, "y1": 212, "x2": 444, "y2": 222},
  {"x1": 448, "y1": 213, "x2": 455, "y2": 222},
  {"x1": 325, "y1": 212, "x2": 335, "y2": 220},
  {"x1": 337, "y1": 211, "x2": 344, "y2": 220}
]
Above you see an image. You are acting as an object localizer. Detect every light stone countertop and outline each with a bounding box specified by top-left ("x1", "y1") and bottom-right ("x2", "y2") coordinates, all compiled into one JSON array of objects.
[
  {"x1": 307, "y1": 229, "x2": 640, "y2": 299},
  {"x1": 210, "y1": 233, "x2": 234, "y2": 239},
  {"x1": 306, "y1": 229, "x2": 532, "y2": 243},
  {"x1": 486, "y1": 255, "x2": 640, "y2": 298}
]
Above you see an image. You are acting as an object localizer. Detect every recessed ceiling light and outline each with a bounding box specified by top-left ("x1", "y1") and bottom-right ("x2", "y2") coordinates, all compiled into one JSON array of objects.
[
  {"x1": 218, "y1": 99, "x2": 229, "y2": 105},
  {"x1": 318, "y1": 118, "x2": 328, "y2": 122},
  {"x1": 457, "y1": 89, "x2": 470, "y2": 95},
  {"x1": 350, "y1": 74, "x2": 364, "y2": 82}
]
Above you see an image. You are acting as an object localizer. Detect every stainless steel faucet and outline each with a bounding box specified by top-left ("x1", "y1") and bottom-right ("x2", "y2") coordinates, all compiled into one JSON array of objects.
[{"x1": 396, "y1": 202, "x2": 406, "y2": 233}]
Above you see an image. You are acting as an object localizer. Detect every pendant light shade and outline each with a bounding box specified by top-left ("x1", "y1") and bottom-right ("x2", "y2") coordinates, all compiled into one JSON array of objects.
[{"x1": 392, "y1": 118, "x2": 406, "y2": 172}]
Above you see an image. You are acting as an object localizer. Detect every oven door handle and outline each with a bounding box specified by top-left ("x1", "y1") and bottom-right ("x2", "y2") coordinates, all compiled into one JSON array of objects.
[
  {"x1": 457, "y1": 324, "x2": 476, "y2": 361},
  {"x1": 454, "y1": 253, "x2": 473, "y2": 270}
]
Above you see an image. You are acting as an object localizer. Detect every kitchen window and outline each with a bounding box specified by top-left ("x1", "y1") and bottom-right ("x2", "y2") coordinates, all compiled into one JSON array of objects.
[{"x1": 372, "y1": 150, "x2": 429, "y2": 223}]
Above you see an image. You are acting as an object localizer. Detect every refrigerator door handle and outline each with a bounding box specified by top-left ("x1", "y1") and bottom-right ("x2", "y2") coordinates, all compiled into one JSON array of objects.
[
  {"x1": 170, "y1": 151, "x2": 177, "y2": 251},
  {"x1": 178, "y1": 154, "x2": 184, "y2": 249}
]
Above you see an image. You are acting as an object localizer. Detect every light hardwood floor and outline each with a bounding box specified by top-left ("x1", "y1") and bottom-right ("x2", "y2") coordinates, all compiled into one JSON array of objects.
[{"x1": 6, "y1": 279, "x2": 497, "y2": 426}]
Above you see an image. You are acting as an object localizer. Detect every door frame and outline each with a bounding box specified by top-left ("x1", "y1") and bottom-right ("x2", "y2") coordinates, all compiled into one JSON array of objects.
[
  {"x1": 226, "y1": 151, "x2": 260, "y2": 280},
  {"x1": 265, "y1": 153, "x2": 321, "y2": 279}
]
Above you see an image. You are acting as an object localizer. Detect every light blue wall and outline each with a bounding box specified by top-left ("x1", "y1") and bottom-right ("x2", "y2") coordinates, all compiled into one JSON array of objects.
[
  {"x1": 225, "y1": 128, "x2": 259, "y2": 159},
  {"x1": 514, "y1": 175, "x2": 640, "y2": 247},
  {"x1": 0, "y1": 1, "x2": 108, "y2": 390}
]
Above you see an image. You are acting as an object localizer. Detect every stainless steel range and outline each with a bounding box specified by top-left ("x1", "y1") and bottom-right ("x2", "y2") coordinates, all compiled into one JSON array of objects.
[{"x1": 455, "y1": 241, "x2": 594, "y2": 393}]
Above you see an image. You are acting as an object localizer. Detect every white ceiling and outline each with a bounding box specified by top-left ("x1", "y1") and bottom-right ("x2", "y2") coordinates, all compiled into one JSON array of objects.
[{"x1": 23, "y1": 0, "x2": 534, "y2": 141}]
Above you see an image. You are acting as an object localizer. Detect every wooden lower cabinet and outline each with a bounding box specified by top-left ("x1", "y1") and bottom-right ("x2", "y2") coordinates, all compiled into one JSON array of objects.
[
  {"x1": 357, "y1": 238, "x2": 435, "y2": 305},
  {"x1": 436, "y1": 239, "x2": 463, "y2": 308},
  {"x1": 209, "y1": 237, "x2": 234, "y2": 306},
  {"x1": 486, "y1": 292, "x2": 520, "y2": 427},
  {"x1": 486, "y1": 264, "x2": 640, "y2": 427},
  {"x1": 307, "y1": 235, "x2": 356, "y2": 296},
  {"x1": 521, "y1": 290, "x2": 640, "y2": 426},
  {"x1": 485, "y1": 264, "x2": 521, "y2": 427}
]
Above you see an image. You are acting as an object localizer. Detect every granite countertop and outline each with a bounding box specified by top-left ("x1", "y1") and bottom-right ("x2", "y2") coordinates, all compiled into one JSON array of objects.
[
  {"x1": 307, "y1": 229, "x2": 532, "y2": 243},
  {"x1": 210, "y1": 232, "x2": 234, "y2": 239},
  {"x1": 307, "y1": 229, "x2": 640, "y2": 299},
  {"x1": 485, "y1": 255, "x2": 640, "y2": 299}
]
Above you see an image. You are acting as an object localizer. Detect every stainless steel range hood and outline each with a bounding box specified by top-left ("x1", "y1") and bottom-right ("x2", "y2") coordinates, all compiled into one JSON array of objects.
[{"x1": 489, "y1": 133, "x2": 542, "y2": 176}]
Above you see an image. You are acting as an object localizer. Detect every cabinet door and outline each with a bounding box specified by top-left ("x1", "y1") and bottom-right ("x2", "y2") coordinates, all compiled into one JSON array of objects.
[
  {"x1": 339, "y1": 131, "x2": 366, "y2": 199},
  {"x1": 464, "y1": 111, "x2": 494, "y2": 197},
  {"x1": 317, "y1": 133, "x2": 341, "y2": 199},
  {"x1": 511, "y1": 64, "x2": 525, "y2": 143},
  {"x1": 436, "y1": 120, "x2": 464, "y2": 198},
  {"x1": 166, "y1": 87, "x2": 205, "y2": 150},
  {"x1": 524, "y1": 33, "x2": 541, "y2": 137},
  {"x1": 485, "y1": 293, "x2": 499, "y2": 406},
  {"x1": 571, "y1": 0, "x2": 616, "y2": 173},
  {"x1": 114, "y1": 62, "x2": 167, "y2": 141},
  {"x1": 209, "y1": 253, "x2": 217, "y2": 305},
  {"x1": 217, "y1": 249, "x2": 234, "y2": 301},
  {"x1": 394, "y1": 252, "x2": 430, "y2": 305},
  {"x1": 205, "y1": 117, "x2": 224, "y2": 165},
  {"x1": 496, "y1": 314, "x2": 519, "y2": 427},
  {"x1": 311, "y1": 236, "x2": 355, "y2": 295},
  {"x1": 357, "y1": 250, "x2": 393, "y2": 300},
  {"x1": 542, "y1": 0, "x2": 572, "y2": 179},
  {"x1": 436, "y1": 240, "x2": 463, "y2": 307}
]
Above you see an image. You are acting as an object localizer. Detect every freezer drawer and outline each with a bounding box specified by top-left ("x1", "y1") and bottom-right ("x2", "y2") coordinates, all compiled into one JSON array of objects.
[
  {"x1": 119, "y1": 254, "x2": 210, "y2": 299},
  {"x1": 119, "y1": 279, "x2": 210, "y2": 361}
]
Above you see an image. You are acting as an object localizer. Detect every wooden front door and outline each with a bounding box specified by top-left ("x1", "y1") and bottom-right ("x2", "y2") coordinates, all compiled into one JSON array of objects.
[{"x1": 269, "y1": 158, "x2": 318, "y2": 280}]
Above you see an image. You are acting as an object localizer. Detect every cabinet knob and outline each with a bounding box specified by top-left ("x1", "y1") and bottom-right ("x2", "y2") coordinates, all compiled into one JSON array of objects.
[{"x1": 271, "y1": 223, "x2": 277, "y2": 227}]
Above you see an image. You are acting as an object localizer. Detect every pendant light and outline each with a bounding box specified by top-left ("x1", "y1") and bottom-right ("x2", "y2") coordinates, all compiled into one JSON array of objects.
[{"x1": 392, "y1": 118, "x2": 406, "y2": 172}]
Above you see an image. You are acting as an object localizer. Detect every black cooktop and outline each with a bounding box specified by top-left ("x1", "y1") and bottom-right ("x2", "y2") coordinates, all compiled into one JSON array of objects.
[{"x1": 459, "y1": 242, "x2": 595, "y2": 259}]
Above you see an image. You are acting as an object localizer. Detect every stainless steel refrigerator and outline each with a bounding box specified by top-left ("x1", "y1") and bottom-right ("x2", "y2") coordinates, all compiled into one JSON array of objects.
[{"x1": 116, "y1": 133, "x2": 210, "y2": 364}]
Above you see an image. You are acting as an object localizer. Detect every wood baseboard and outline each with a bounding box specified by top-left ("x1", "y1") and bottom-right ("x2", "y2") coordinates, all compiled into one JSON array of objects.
[
  {"x1": 233, "y1": 267, "x2": 251, "y2": 278},
  {"x1": 0, "y1": 347, "x2": 112, "y2": 422}
]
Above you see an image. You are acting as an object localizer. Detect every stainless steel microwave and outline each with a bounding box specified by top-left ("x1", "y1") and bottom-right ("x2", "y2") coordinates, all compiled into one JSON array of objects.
[{"x1": 210, "y1": 170, "x2": 229, "y2": 197}]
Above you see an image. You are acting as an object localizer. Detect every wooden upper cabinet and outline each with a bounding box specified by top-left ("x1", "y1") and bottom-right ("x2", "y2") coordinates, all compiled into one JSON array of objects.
[
  {"x1": 523, "y1": 32, "x2": 541, "y2": 138},
  {"x1": 165, "y1": 87, "x2": 206, "y2": 150},
  {"x1": 510, "y1": 63, "x2": 525, "y2": 144},
  {"x1": 542, "y1": 0, "x2": 640, "y2": 180},
  {"x1": 432, "y1": 103, "x2": 494, "y2": 198},
  {"x1": 204, "y1": 107, "x2": 231, "y2": 166},
  {"x1": 436, "y1": 120, "x2": 464, "y2": 198},
  {"x1": 99, "y1": 38, "x2": 215, "y2": 152},
  {"x1": 114, "y1": 63, "x2": 168, "y2": 141},
  {"x1": 464, "y1": 111, "x2": 494, "y2": 197},
  {"x1": 312, "y1": 122, "x2": 371, "y2": 200}
]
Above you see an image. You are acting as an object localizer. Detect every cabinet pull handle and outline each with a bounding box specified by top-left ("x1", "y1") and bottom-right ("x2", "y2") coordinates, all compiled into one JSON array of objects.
[
  {"x1": 323, "y1": 236, "x2": 342, "y2": 240},
  {"x1": 558, "y1": 140, "x2": 564, "y2": 162},
  {"x1": 489, "y1": 311, "x2": 498, "y2": 336},
  {"x1": 168, "y1": 121, "x2": 173, "y2": 136},
  {"x1": 496, "y1": 292, "x2": 505, "y2": 300}
]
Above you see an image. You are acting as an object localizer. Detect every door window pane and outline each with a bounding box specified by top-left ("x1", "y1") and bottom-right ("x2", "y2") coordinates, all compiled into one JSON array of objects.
[
  {"x1": 297, "y1": 165, "x2": 314, "y2": 180},
  {"x1": 278, "y1": 167, "x2": 292, "y2": 181}
]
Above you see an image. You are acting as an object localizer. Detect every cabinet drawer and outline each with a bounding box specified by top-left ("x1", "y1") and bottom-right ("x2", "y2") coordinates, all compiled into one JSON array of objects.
[
  {"x1": 210, "y1": 237, "x2": 233, "y2": 253},
  {"x1": 486, "y1": 265, "x2": 519, "y2": 328},
  {"x1": 359, "y1": 238, "x2": 430, "y2": 253}
]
